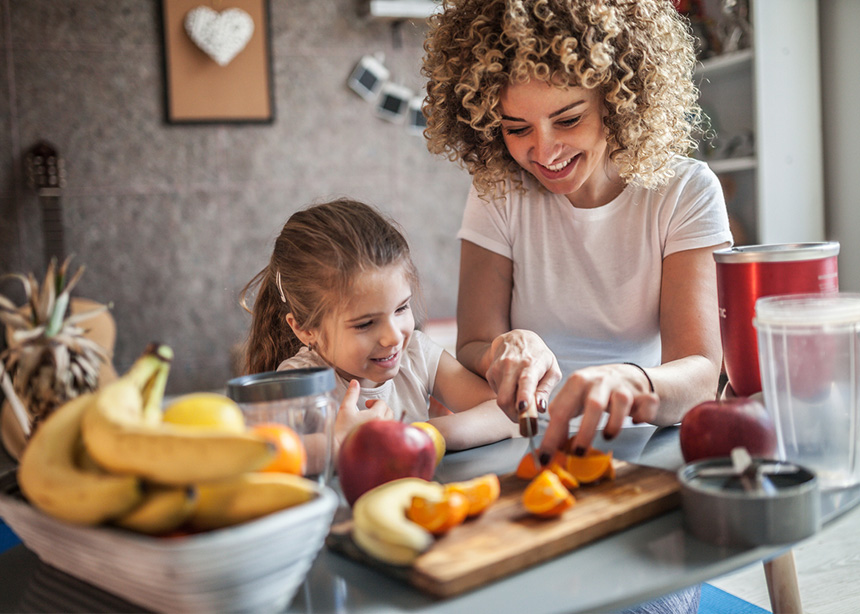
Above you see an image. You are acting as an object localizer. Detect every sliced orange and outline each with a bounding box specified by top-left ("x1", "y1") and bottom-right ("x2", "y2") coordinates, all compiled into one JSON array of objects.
[
  {"x1": 516, "y1": 453, "x2": 541, "y2": 480},
  {"x1": 565, "y1": 448, "x2": 614, "y2": 484},
  {"x1": 406, "y1": 491, "x2": 470, "y2": 535},
  {"x1": 522, "y1": 470, "x2": 575, "y2": 517},
  {"x1": 547, "y1": 459, "x2": 579, "y2": 490},
  {"x1": 445, "y1": 473, "x2": 501, "y2": 517}
]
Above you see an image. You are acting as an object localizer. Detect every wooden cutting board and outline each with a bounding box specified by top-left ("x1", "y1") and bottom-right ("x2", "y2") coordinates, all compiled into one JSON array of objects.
[{"x1": 326, "y1": 459, "x2": 680, "y2": 597}]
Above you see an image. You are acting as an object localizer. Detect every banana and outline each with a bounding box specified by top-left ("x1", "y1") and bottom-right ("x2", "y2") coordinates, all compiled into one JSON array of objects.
[
  {"x1": 351, "y1": 478, "x2": 445, "y2": 566},
  {"x1": 113, "y1": 485, "x2": 197, "y2": 535},
  {"x1": 81, "y1": 345, "x2": 275, "y2": 485},
  {"x1": 17, "y1": 393, "x2": 143, "y2": 525},
  {"x1": 189, "y1": 472, "x2": 318, "y2": 530}
]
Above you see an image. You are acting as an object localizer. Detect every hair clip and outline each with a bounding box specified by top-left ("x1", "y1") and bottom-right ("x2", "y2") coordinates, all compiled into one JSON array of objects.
[{"x1": 275, "y1": 270, "x2": 287, "y2": 303}]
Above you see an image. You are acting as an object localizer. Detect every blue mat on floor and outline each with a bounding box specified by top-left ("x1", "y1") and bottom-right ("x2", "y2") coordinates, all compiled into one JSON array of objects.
[
  {"x1": 699, "y1": 583, "x2": 770, "y2": 614},
  {"x1": 0, "y1": 520, "x2": 21, "y2": 553}
]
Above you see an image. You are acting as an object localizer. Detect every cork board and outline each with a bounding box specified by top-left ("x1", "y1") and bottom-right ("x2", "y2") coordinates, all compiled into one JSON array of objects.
[{"x1": 161, "y1": 0, "x2": 274, "y2": 123}]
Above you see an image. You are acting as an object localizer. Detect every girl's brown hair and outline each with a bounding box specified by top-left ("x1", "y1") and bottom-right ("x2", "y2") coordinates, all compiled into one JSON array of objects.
[
  {"x1": 240, "y1": 199, "x2": 419, "y2": 375},
  {"x1": 422, "y1": 0, "x2": 702, "y2": 195}
]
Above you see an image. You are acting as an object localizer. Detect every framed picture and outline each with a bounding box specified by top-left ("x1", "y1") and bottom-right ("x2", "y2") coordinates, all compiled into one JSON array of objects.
[{"x1": 160, "y1": 0, "x2": 274, "y2": 124}]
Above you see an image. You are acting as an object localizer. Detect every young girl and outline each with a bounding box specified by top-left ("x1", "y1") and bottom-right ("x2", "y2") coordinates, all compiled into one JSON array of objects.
[{"x1": 241, "y1": 198, "x2": 518, "y2": 456}]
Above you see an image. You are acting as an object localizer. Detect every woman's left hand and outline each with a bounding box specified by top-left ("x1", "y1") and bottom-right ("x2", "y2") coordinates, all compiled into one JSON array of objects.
[{"x1": 538, "y1": 363, "x2": 659, "y2": 456}]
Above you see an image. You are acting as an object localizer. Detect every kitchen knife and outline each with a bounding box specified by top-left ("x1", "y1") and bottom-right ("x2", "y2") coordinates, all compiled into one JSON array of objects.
[{"x1": 519, "y1": 401, "x2": 540, "y2": 465}]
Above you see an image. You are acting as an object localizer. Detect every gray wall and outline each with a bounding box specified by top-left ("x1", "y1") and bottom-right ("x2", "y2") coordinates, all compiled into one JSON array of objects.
[
  {"x1": 0, "y1": 1, "x2": 470, "y2": 393},
  {"x1": 820, "y1": 0, "x2": 860, "y2": 293}
]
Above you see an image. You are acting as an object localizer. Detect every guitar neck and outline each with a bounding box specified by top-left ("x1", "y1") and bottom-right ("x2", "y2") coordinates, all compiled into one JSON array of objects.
[{"x1": 39, "y1": 194, "x2": 65, "y2": 264}]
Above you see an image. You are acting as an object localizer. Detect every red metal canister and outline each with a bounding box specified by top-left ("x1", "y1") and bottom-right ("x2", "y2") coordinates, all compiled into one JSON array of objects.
[{"x1": 713, "y1": 242, "x2": 840, "y2": 397}]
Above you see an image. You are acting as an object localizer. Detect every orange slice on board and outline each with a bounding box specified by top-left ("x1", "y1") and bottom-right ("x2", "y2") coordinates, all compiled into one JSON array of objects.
[
  {"x1": 516, "y1": 453, "x2": 541, "y2": 480},
  {"x1": 522, "y1": 470, "x2": 575, "y2": 517},
  {"x1": 565, "y1": 448, "x2": 614, "y2": 484},
  {"x1": 547, "y1": 459, "x2": 579, "y2": 490},
  {"x1": 445, "y1": 474, "x2": 501, "y2": 517},
  {"x1": 406, "y1": 491, "x2": 470, "y2": 535}
]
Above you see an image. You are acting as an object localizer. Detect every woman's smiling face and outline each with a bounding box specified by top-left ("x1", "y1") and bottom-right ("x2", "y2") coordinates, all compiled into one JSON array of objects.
[{"x1": 499, "y1": 80, "x2": 618, "y2": 208}]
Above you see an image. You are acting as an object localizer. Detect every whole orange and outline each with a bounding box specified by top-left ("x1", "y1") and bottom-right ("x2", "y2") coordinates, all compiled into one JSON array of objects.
[{"x1": 251, "y1": 423, "x2": 307, "y2": 475}]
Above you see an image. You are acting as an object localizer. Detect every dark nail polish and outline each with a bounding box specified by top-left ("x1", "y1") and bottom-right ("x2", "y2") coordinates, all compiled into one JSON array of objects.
[
  {"x1": 518, "y1": 400, "x2": 528, "y2": 412},
  {"x1": 538, "y1": 398, "x2": 547, "y2": 412},
  {"x1": 539, "y1": 453, "x2": 551, "y2": 466},
  {"x1": 603, "y1": 431, "x2": 615, "y2": 441},
  {"x1": 574, "y1": 446, "x2": 587, "y2": 457}
]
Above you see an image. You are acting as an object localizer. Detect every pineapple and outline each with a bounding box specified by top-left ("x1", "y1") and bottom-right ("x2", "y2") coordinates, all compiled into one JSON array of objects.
[{"x1": 0, "y1": 257, "x2": 110, "y2": 434}]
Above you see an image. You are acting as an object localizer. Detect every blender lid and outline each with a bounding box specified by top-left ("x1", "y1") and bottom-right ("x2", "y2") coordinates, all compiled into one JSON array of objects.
[
  {"x1": 713, "y1": 241, "x2": 840, "y2": 263},
  {"x1": 755, "y1": 293, "x2": 860, "y2": 327},
  {"x1": 227, "y1": 367, "x2": 336, "y2": 402}
]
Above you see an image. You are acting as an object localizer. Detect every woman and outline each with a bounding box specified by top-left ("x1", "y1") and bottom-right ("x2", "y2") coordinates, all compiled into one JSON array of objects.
[{"x1": 422, "y1": 0, "x2": 732, "y2": 462}]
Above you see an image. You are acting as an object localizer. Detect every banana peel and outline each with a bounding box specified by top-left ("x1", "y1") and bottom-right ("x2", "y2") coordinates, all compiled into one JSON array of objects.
[
  {"x1": 352, "y1": 478, "x2": 446, "y2": 566},
  {"x1": 81, "y1": 345, "x2": 275, "y2": 485},
  {"x1": 17, "y1": 392, "x2": 143, "y2": 525},
  {"x1": 189, "y1": 472, "x2": 318, "y2": 530}
]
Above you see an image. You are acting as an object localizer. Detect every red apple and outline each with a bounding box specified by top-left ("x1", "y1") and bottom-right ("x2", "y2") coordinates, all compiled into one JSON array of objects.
[
  {"x1": 337, "y1": 419, "x2": 436, "y2": 506},
  {"x1": 679, "y1": 398, "x2": 778, "y2": 463}
]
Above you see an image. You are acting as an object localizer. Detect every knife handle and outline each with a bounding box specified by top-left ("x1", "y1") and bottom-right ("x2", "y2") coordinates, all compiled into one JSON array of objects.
[{"x1": 518, "y1": 404, "x2": 538, "y2": 438}]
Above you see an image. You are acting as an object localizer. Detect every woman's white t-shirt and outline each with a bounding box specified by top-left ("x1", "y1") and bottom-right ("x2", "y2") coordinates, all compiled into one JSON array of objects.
[{"x1": 457, "y1": 156, "x2": 732, "y2": 382}]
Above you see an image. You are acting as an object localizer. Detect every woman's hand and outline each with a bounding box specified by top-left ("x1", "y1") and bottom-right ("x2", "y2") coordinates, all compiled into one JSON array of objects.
[
  {"x1": 484, "y1": 330, "x2": 562, "y2": 422},
  {"x1": 539, "y1": 363, "x2": 659, "y2": 456},
  {"x1": 333, "y1": 380, "x2": 394, "y2": 454}
]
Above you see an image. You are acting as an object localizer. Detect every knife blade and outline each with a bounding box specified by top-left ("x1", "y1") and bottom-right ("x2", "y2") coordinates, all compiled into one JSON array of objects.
[{"x1": 519, "y1": 401, "x2": 540, "y2": 466}]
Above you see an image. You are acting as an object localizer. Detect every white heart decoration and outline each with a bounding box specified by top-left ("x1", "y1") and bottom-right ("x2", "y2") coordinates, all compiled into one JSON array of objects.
[{"x1": 184, "y1": 6, "x2": 254, "y2": 67}]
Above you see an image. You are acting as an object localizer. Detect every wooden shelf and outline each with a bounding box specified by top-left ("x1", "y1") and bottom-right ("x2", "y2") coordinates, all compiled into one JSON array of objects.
[
  {"x1": 696, "y1": 49, "x2": 754, "y2": 78},
  {"x1": 706, "y1": 156, "x2": 757, "y2": 174}
]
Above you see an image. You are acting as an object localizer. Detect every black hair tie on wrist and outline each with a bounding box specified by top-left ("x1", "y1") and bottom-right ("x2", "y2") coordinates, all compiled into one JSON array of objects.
[{"x1": 623, "y1": 362, "x2": 655, "y2": 393}]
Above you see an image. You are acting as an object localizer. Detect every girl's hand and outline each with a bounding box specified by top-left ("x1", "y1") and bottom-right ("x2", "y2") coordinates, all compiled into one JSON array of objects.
[
  {"x1": 485, "y1": 330, "x2": 562, "y2": 422},
  {"x1": 539, "y1": 363, "x2": 659, "y2": 456},
  {"x1": 333, "y1": 381, "x2": 395, "y2": 454}
]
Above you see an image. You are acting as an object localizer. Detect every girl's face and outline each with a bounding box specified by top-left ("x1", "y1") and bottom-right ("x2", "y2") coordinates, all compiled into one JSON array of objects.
[
  {"x1": 499, "y1": 80, "x2": 620, "y2": 208},
  {"x1": 317, "y1": 263, "x2": 415, "y2": 387}
]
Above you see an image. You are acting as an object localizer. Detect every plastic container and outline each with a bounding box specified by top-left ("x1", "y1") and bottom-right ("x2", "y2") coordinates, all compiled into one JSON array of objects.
[
  {"x1": 227, "y1": 367, "x2": 337, "y2": 486},
  {"x1": 755, "y1": 293, "x2": 860, "y2": 490},
  {"x1": 714, "y1": 242, "x2": 840, "y2": 397}
]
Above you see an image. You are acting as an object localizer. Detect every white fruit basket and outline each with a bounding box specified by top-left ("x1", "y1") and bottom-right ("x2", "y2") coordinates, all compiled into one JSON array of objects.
[{"x1": 0, "y1": 471, "x2": 338, "y2": 613}]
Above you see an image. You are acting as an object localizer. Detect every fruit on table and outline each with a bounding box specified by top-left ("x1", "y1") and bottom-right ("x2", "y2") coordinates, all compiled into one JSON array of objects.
[
  {"x1": 162, "y1": 393, "x2": 245, "y2": 433},
  {"x1": 17, "y1": 391, "x2": 143, "y2": 525},
  {"x1": 251, "y1": 423, "x2": 307, "y2": 475},
  {"x1": 444, "y1": 473, "x2": 500, "y2": 517},
  {"x1": 411, "y1": 421, "x2": 446, "y2": 466},
  {"x1": 516, "y1": 453, "x2": 541, "y2": 480},
  {"x1": 565, "y1": 448, "x2": 615, "y2": 484},
  {"x1": 406, "y1": 490, "x2": 469, "y2": 535},
  {"x1": 352, "y1": 478, "x2": 446, "y2": 565},
  {"x1": 337, "y1": 419, "x2": 436, "y2": 506},
  {"x1": 113, "y1": 485, "x2": 197, "y2": 535},
  {"x1": 81, "y1": 350, "x2": 275, "y2": 486},
  {"x1": 679, "y1": 397, "x2": 777, "y2": 463},
  {"x1": 523, "y1": 470, "x2": 575, "y2": 518},
  {"x1": 189, "y1": 472, "x2": 318, "y2": 530}
]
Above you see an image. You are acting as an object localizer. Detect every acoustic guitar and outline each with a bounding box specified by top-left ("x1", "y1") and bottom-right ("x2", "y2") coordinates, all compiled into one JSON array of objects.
[{"x1": 1, "y1": 142, "x2": 117, "y2": 460}]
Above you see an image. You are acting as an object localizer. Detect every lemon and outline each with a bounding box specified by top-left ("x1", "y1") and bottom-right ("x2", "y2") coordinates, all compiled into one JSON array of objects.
[
  {"x1": 162, "y1": 393, "x2": 246, "y2": 433},
  {"x1": 412, "y1": 421, "x2": 446, "y2": 466}
]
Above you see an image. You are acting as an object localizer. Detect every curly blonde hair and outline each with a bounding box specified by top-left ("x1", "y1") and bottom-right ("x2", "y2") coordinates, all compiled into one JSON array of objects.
[{"x1": 422, "y1": 0, "x2": 702, "y2": 194}]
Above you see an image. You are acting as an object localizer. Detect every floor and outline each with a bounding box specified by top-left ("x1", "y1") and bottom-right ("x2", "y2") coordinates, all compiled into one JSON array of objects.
[{"x1": 709, "y1": 501, "x2": 860, "y2": 613}]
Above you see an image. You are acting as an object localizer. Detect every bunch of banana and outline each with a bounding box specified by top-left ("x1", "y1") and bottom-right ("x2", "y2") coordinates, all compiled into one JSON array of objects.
[
  {"x1": 352, "y1": 478, "x2": 446, "y2": 566},
  {"x1": 17, "y1": 343, "x2": 319, "y2": 534}
]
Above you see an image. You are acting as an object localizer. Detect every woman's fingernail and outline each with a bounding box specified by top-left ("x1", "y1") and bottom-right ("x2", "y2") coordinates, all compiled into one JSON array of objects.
[
  {"x1": 539, "y1": 453, "x2": 551, "y2": 466},
  {"x1": 518, "y1": 400, "x2": 528, "y2": 412},
  {"x1": 538, "y1": 398, "x2": 547, "y2": 412},
  {"x1": 574, "y1": 446, "x2": 587, "y2": 457},
  {"x1": 603, "y1": 431, "x2": 615, "y2": 441}
]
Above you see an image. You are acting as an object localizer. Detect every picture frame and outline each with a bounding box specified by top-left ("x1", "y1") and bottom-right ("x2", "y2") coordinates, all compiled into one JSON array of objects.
[{"x1": 160, "y1": 0, "x2": 274, "y2": 124}]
